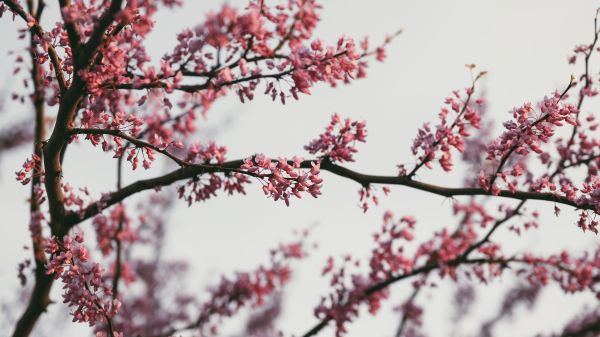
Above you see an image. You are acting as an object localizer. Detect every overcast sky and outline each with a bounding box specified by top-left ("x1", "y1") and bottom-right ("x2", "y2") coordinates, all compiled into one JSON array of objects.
[{"x1": 1, "y1": 1, "x2": 600, "y2": 337}]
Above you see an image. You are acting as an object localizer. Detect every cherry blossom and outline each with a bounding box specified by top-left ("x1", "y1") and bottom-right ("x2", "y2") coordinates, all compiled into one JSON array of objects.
[{"x1": 45, "y1": 233, "x2": 121, "y2": 334}]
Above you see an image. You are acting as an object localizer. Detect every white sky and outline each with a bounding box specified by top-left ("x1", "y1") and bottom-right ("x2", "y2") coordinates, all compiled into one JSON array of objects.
[{"x1": 1, "y1": 1, "x2": 600, "y2": 337}]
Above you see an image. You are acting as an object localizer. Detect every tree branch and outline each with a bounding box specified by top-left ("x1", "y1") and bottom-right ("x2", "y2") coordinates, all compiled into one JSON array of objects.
[
  {"x1": 103, "y1": 50, "x2": 348, "y2": 92},
  {"x1": 69, "y1": 128, "x2": 187, "y2": 166},
  {"x1": 62, "y1": 157, "x2": 595, "y2": 231},
  {"x1": 300, "y1": 257, "x2": 519, "y2": 337},
  {"x1": 109, "y1": 68, "x2": 295, "y2": 92}
]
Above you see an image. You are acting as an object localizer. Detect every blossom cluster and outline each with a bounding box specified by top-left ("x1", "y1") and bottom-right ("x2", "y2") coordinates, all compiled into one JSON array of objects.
[
  {"x1": 312, "y1": 202, "x2": 600, "y2": 336},
  {"x1": 69, "y1": 0, "x2": 380, "y2": 151},
  {"x1": 521, "y1": 249, "x2": 600, "y2": 297},
  {"x1": 92, "y1": 204, "x2": 137, "y2": 256},
  {"x1": 480, "y1": 92, "x2": 578, "y2": 194},
  {"x1": 241, "y1": 154, "x2": 322, "y2": 206},
  {"x1": 395, "y1": 299, "x2": 424, "y2": 337},
  {"x1": 93, "y1": 194, "x2": 199, "y2": 336},
  {"x1": 314, "y1": 212, "x2": 417, "y2": 336},
  {"x1": 305, "y1": 113, "x2": 367, "y2": 163},
  {"x1": 357, "y1": 186, "x2": 390, "y2": 213},
  {"x1": 164, "y1": 1, "x2": 366, "y2": 107},
  {"x1": 75, "y1": 0, "x2": 181, "y2": 94},
  {"x1": 409, "y1": 83, "x2": 483, "y2": 175},
  {"x1": 15, "y1": 154, "x2": 42, "y2": 185},
  {"x1": 61, "y1": 183, "x2": 100, "y2": 219},
  {"x1": 191, "y1": 237, "x2": 307, "y2": 335},
  {"x1": 311, "y1": 202, "x2": 518, "y2": 336},
  {"x1": 45, "y1": 233, "x2": 121, "y2": 331},
  {"x1": 555, "y1": 113, "x2": 599, "y2": 178},
  {"x1": 177, "y1": 142, "x2": 252, "y2": 204}
]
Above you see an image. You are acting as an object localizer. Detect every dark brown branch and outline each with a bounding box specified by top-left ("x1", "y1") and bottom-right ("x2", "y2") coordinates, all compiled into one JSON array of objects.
[
  {"x1": 61, "y1": 157, "x2": 595, "y2": 232},
  {"x1": 110, "y1": 68, "x2": 295, "y2": 93},
  {"x1": 69, "y1": 128, "x2": 187, "y2": 166},
  {"x1": 43, "y1": 79, "x2": 85, "y2": 235},
  {"x1": 105, "y1": 50, "x2": 348, "y2": 93},
  {"x1": 551, "y1": 153, "x2": 600, "y2": 180},
  {"x1": 179, "y1": 54, "x2": 288, "y2": 78},
  {"x1": 563, "y1": 153, "x2": 600, "y2": 170},
  {"x1": 33, "y1": 0, "x2": 43, "y2": 21},
  {"x1": 461, "y1": 200, "x2": 526, "y2": 258}
]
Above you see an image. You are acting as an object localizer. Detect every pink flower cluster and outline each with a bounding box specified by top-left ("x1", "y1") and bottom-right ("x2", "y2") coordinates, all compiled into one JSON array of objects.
[
  {"x1": 312, "y1": 199, "x2": 600, "y2": 337},
  {"x1": 76, "y1": 111, "x2": 168, "y2": 171},
  {"x1": 521, "y1": 250, "x2": 600, "y2": 297},
  {"x1": 555, "y1": 113, "x2": 600, "y2": 177},
  {"x1": 184, "y1": 141, "x2": 227, "y2": 164},
  {"x1": 315, "y1": 268, "x2": 389, "y2": 337},
  {"x1": 369, "y1": 212, "x2": 417, "y2": 279},
  {"x1": 163, "y1": 1, "x2": 368, "y2": 107},
  {"x1": 410, "y1": 88, "x2": 483, "y2": 174},
  {"x1": 480, "y1": 92, "x2": 578, "y2": 193},
  {"x1": 305, "y1": 114, "x2": 367, "y2": 163},
  {"x1": 285, "y1": 35, "x2": 361, "y2": 100},
  {"x1": 15, "y1": 154, "x2": 42, "y2": 185},
  {"x1": 315, "y1": 212, "x2": 417, "y2": 336},
  {"x1": 358, "y1": 186, "x2": 390, "y2": 212},
  {"x1": 81, "y1": 1, "x2": 179, "y2": 87},
  {"x1": 313, "y1": 203, "x2": 519, "y2": 336},
  {"x1": 177, "y1": 142, "x2": 252, "y2": 205},
  {"x1": 45, "y1": 233, "x2": 121, "y2": 328},
  {"x1": 192, "y1": 237, "x2": 307, "y2": 335},
  {"x1": 395, "y1": 299, "x2": 424, "y2": 336},
  {"x1": 62, "y1": 183, "x2": 98, "y2": 219},
  {"x1": 80, "y1": 111, "x2": 143, "y2": 142},
  {"x1": 508, "y1": 208, "x2": 541, "y2": 236},
  {"x1": 241, "y1": 154, "x2": 322, "y2": 206},
  {"x1": 92, "y1": 204, "x2": 137, "y2": 256}
]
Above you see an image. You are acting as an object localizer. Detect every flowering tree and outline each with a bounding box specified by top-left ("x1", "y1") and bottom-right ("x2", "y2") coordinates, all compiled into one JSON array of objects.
[{"x1": 2, "y1": 1, "x2": 600, "y2": 337}]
